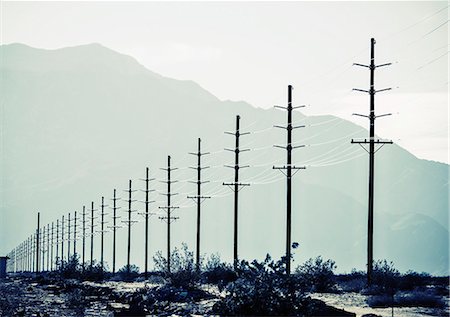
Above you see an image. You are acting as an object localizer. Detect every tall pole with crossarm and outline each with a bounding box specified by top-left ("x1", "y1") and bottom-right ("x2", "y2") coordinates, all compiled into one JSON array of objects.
[
  {"x1": 159, "y1": 156, "x2": 179, "y2": 273},
  {"x1": 352, "y1": 38, "x2": 392, "y2": 286},
  {"x1": 188, "y1": 138, "x2": 211, "y2": 271},
  {"x1": 223, "y1": 115, "x2": 250, "y2": 270},
  {"x1": 273, "y1": 85, "x2": 306, "y2": 275}
]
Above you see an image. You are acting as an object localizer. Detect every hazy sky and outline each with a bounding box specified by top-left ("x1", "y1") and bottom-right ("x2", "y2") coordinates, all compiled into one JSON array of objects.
[{"x1": 1, "y1": 1, "x2": 448, "y2": 163}]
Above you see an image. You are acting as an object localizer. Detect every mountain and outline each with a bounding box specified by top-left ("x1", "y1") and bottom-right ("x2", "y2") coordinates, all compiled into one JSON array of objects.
[{"x1": 1, "y1": 43, "x2": 448, "y2": 275}]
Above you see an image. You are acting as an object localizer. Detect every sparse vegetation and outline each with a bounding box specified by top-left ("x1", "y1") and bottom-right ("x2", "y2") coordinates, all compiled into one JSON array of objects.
[{"x1": 295, "y1": 256, "x2": 338, "y2": 293}]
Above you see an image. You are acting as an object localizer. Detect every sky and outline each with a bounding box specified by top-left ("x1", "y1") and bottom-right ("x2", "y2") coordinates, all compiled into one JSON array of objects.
[{"x1": 1, "y1": 1, "x2": 448, "y2": 163}]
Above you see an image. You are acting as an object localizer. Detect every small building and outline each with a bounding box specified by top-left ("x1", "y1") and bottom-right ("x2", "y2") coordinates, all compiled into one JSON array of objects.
[{"x1": 0, "y1": 256, "x2": 10, "y2": 278}]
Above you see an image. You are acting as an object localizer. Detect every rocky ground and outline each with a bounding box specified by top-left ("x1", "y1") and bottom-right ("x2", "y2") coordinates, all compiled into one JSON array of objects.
[{"x1": 1, "y1": 275, "x2": 448, "y2": 317}]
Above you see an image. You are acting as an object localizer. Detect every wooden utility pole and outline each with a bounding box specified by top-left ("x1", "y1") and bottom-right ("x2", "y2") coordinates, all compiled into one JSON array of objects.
[
  {"x1": 74, "y1": 210, "x2": 77, "y2": 256},
  {"x1": 68, "y1": 212, "x2": 71, "y2": 261},
  {"x1": 51, "y1": 222, "x2": 54, "y2": 271},
  {"x1": 56, "y1": 219, "x2": 59, "y2": 269},
  {"x1": 90, "y1": 202, "x2": 97, "y2": 268},
  {"x1": 352, "y1": 37, "x2": 392, "y2": 286},
  {"x1": 273, "y1": 85, "x2": 306, "y2": 275},
  {"x1": 100, "y1": 197, "x2": 108, "y2": 267},
  {"x1": 159, "y1": 156, "x2": 179, "y2": 273},
  {"x1": 61, "y1": 215, "x2": 65, "y2": 265},
  {"x1": 140, "y1": 168, "x2": 155, "y2": 278},
  {"x1": 188, "y1": 138, "x2": 211, "y2": 271},
  {"x1": 123, "y1": 180, "x2": 137, "y2": 273},
  {"x1": 82, "y1": 206, "x2": 86, "y2": 270},
  {"x1": 36, "y1": 213, "x2": 40, "y2": 273},
  {"x1": 223, "y1": 115, "x2": 250, "y2": 270},
  {"x1": 110, "y1": 189, "x2": 121, "y2": 274}
]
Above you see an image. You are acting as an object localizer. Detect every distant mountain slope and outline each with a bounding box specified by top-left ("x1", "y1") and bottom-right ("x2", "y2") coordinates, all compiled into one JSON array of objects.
[{"x1": 1, "y1": 43, "x2": 448, "y2": 274}]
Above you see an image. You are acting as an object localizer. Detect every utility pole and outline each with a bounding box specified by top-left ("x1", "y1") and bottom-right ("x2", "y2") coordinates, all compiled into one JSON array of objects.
[
  {"x1": 82, "y1": 206, "x2": 86, "y2": 270},
  {"x1": 273, "y1": 85, "x2": 306, "y2": 275},
  {"x1": 223, "y1": 115, "x2": 250, "y2": 270},
  {"x1": 61, "y1": 215, "x2": 65, "y2": 266},
  {"x1": 109, "y1": 189, "x2": 121, "y2": 274},
  {"x1": 139, "y1": 168, "x2": 155, "y2": 279},
  {"x1": 42, "y1": 226, "x2": 46, "y2": 271},
  {"x1": 352, "y1": 37, "x2": 392, "y2": 286},
  {"x1": 67, "y1": 212, "x2": 71, "y2": 261},
  {"x1": 47, "y1": 224, "x2": 50, "y2": 271},
  {"x1": 159, "y1": 156, "x2": 179, "y2": 273},
  {"x1": 188, "y1": 138, "x2": 211, "y2": 271},
  {"x1": 122, "y1": 180, "x2": 138, "y2": 273},
  {"x1": 32, "y1": 234, "x2": 35, "y2": 272},
  {"x1": 51, "y1": 222, "x2": 54, "y2": 271},
  {"x1": 99, "y1": 197, "x2": 108, "y2": 268},
  {"x1": 90, "y1": 202, "x2": 98, "y2": 268},
  {"x1": 36, "y1": 212, "x2": 40, "y2": 273},
  {"x1": 56, "y1": 220, "x2": 59, "y2": 269},
  {"x1": 74, "y1": 210, "x2": 77, "y2": 256}
]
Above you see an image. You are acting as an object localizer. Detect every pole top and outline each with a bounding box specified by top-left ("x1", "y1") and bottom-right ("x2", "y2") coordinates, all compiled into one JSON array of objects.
[{"x1": 371, "y1": 38, "x2": 376, "y2": 44}]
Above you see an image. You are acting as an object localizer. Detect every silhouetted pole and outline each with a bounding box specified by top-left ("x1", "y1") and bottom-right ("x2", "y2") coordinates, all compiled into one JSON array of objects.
[
  {"x1": 188, "y1": 138, "x2": 211, "y2": 271},
  {"x1": 56, "y1": 219, "x2": 59, "y2": 269},
  {"x1": 36, "y1": 212, "x2": 40, "y2": 273},
  {"x1": 74, "y1": 210, "x2": 77, "y2": 256},
  {"x1": 100, "y1": 197, "x2": 108, "y2": 267},
  {"x1": 61, "y1": 215, "x2": 65, "y2": 266},
  {"x1": 159, "y1": 156, "x2": 179, "y2": 273},
  {"x1": 42, "y1": 226, "x2": 45, "y2": 271},
  {"x1": 122, "y1": 181, "x2": 137, "y2": 273},
  {"x1": 110, "y1": 189, "x2": 121, "y2": 274},
  {"x1": 273, "y1": 85, "x2": 306, "y2": 275},
  {"x1": 68, "y1": 212, "x2": 71, "y2": 260},
  {"x1": 140, "y1": 168, "x2": 155, "y2": 278},
  {"x1": 32, "y1": 234, "x2": 35, "y2": 272},
  {"x1": 90, "y1": 202, "x2": 97, "y2": 268},
  {"x1": 46, "y1": 224, "x2": 50, "y2": 270},
  {"x1": 352, "y1": 37, "x2": 392, "y2": 286},
  {"x1": 223, "y1": 115, "x2": 250, "y2": 270},
  {"x1": 82, "y1": 206, "x2": 86, "y2": 270},
  {"x1": 51, "y1": 222, "x2": 54, "y2": 271}
]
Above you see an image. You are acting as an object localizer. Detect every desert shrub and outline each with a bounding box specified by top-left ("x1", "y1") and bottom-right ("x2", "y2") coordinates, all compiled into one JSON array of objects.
[
  {"x1": 202, "y1": 253, "x2": 237, "y2": 288},
  {"x1": 370, "y1": 260, "x2": 400, "y2": 294},
  {"x1": 66, "y1": 288, "x2": 86, "y2": 316},
  {"x1": 59, "y1": 255, "x2": 82, "y2": 279},
  {"x1": 153, "y1": 243, "x2": 200, "y2": 288},
  {"x1": 116, "y1": 264, "x2": 140, "y2": 281},
  {"x1": 336, "y1": 270, "x2": 366, "y2": 292},
  {"x1": 368, "y1": 290, "x2": 445, "y2": 309},
  {"x1": 212, "y1": 255, "x2": 306, "y2": 316},
  {"x1": 394, "y1": 290, "x2": 445, "y2": 308},
  {"x1": 295, "y1": 256, "x2": 337, "y2": 292},
  {"x1": 398, "y1": 271, "x2": 431, "y2": 290},
  {"x1": 80, "y1": 261, "x2": 108, "y2": 281}
]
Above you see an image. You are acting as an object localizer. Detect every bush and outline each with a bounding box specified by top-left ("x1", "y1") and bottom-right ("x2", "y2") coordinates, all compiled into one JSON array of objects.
[
  {"x1": 370, "y1": 260, "x2": 400, "y2": 294},
  {"x1": 368, "y1": 290, "x2": 445, "y2": 309},
  {"x1": 295, "y1": 256, "x2": 337, "y2": 292},
  {"x1": 212, "y1": 255, "x2": 306, "y2": 316},
  {"x1": 398, "y1": 271, "x2": 431, "y2": 291},
  {"x1": 59, "y1": 255, "x2": 82, "y2": 279},
  {"x1": 202, "y1": 253, "x2": 237, "y2": 289},
  {"x1": 394, "y1": 291, "x2": 446, "y2": 308},
  {"x1": 116, "y1": 264, "x2": 140, "y2": 281},
  {"x1": 336, "y1": 270, "x2": 366, "y2": 292},
  {"x1": 153, "y1": 243, "x2": 200, "y2": 289}
]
